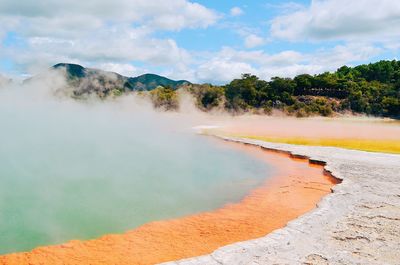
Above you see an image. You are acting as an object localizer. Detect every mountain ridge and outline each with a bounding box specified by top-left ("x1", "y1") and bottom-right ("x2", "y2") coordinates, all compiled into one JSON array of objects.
[
  {"x1": 53, "y1": 63, "x2": 190, "y2": 89},
  {"x1": 52, "y1": 63, "x2": 190, "y2": 96}
]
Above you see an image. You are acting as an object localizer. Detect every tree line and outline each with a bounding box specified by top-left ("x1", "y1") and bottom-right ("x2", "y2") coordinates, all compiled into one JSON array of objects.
[{"x1": 184, "y1": 60, "x2": 399, "y2": 118}]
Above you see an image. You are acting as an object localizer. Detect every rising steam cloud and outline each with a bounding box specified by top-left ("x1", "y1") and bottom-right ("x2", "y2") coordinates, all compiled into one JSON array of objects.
[{"x1": 0, "y1": 73, "x2": 270, "y2": 254}]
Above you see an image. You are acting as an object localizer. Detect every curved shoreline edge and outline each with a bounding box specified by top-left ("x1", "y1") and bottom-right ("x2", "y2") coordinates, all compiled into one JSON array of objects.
[
  {"x1": 0, "y1": 136, "x2": 336, "y2": 265},
  {"x1": 162, "y1": 136, "x2": 400, "y2": 265}
]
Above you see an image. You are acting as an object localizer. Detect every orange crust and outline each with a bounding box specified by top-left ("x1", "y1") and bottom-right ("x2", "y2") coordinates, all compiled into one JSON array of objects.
[{"x1": 0, "y1": 141, "x2": 339, "y2": 265}]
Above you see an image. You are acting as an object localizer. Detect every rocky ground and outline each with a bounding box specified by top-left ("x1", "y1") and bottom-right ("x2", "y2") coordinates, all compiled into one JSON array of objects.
[{"x1": 162, "y1": 136, "x2": 400, "y2": 265}]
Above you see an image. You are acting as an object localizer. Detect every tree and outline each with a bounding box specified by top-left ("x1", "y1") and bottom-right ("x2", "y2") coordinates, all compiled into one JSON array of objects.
[
  {"x1": 225, "y1": 74, "x2": 260, "y2": 110},
  {"x1": 269, "y1": 77, "x2": 296, "y2": 104},
  {"x1": 149, "y1": 86, "x2": 179, "y2": 111},
  {"x1": 382, "y1": 97, "x2": 400, "y2": 116},
  {"x1": 200, "y1": 86, "x2": 224, "y2": 110},
  {"x1": 294, "y1": 74, "x2": 313, "y2": 95}
]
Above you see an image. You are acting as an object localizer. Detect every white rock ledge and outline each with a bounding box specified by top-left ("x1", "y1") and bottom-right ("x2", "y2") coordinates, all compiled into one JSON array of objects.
[{"x1": 161, "y1": 136, "x2": 400, "y2": 265}]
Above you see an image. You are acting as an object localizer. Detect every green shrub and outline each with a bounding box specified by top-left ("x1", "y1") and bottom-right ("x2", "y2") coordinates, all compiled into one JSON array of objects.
[{"x1": 150, "y1": 86, "x2": 179, "y2": 111}]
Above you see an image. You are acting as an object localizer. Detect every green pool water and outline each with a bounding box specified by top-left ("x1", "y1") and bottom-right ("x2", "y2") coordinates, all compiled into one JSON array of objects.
[{"x1": 0, "y1": 96, "x2": 272, "y2": 254}]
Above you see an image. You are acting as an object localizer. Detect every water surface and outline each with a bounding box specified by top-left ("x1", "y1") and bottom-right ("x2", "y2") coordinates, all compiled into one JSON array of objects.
[{"x1": 0, "y1": 97, "x2": 272, "y2": 254}]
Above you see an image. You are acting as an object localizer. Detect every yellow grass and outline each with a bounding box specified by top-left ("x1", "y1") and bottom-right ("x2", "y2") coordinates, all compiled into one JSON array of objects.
[{"x1": 233, "y1": 135, "x2": 400, "y2": 154}]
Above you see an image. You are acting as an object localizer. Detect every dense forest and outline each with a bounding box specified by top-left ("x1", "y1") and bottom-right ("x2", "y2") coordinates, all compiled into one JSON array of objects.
[{"x1": 178, "y1": 60, "x2": 399, "y2": 118}]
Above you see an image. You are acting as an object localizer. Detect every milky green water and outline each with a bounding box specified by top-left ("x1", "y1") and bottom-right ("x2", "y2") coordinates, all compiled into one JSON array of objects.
[{"x1": 0, "y1": 94, "x2": 272, "y2": 254}]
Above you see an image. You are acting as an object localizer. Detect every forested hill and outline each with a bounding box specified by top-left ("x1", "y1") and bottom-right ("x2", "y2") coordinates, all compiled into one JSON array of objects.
[
  {"x1": 52, "y1": 63, "x2": 190, "y2": 97},
  {"x1": 189, "y1": 60, "x2": 400, "y2": 118},
  {"x1": 49, "y1": 61, "x2": 399, "y2": 118}
]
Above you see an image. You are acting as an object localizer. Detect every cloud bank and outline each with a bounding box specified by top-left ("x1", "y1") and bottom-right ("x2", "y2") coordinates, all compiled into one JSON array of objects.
[{"x1": 1, "y1": 0, "x2": 399, "y2": 84}]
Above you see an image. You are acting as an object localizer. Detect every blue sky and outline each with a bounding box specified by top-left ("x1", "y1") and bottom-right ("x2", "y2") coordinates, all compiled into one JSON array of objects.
[{"x1": 0, "y1": 0, "x2": 399, "y2": 83}]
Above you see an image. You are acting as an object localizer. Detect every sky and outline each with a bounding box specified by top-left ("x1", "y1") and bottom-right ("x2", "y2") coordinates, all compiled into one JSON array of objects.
[{"x1": 0, "y1": 0, "x2": 399, "y2": 84}]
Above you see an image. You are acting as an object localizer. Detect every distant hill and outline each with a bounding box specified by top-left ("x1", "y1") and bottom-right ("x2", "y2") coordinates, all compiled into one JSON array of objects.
[
  {"x1": 52, "y1": 63, "x2": 190, "y2": 97},
  {"x1": 53, "y1": 63, "x2": 87, "y2": 79},
  {"x1": 127, "y1": 74, "x2": 189, "y2": 91}
]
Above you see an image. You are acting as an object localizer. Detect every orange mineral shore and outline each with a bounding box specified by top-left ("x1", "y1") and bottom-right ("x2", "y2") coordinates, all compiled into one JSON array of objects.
[{"x1": 0, "y1": 140, "x2": 340, "y2": 265}]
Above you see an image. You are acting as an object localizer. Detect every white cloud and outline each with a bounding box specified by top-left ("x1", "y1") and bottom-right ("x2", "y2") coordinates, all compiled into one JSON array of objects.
[
  {"x1": 230, "y1": 24, "x2": 267, "y2": 49},
  {"x1": 191, "y1": 42, "x2": 383, "y2": 83},
  {"x1": 150, "y1": 2, "x2": 219, "y2": 30},
  {"x1": 193, "y1": 47, "x2": 307, "y2": 83},
  {"x1": 4, "y1": 25, "x2": 191, "y2": 68},
  {"x1": 312, "y1": 43, "x2": 382, "y2": 66},
  {"x1": 265, "y1": 2, "x2": 305, "y2": 13},
  {"x1": 0, "y1": 0, "x2": 219, "y2": 32},
  {"x1": 271, "y1": 0, "x2": 400, "y2": 42},
  {"x1": 96, "y1": 63, "x2": 146, "y2": 77},
  {"x1": 0, "y1": 0, "x2": 395, "y2": 85},
  {"x1": 230, "y1": 7, "x2": 244, "y2": 16},
  {"x1": 196, "y1": 59, "x2": 256, "y2": 83},
  {"x1": 0, "y1": 0, "x2": 218, "y2": 75},
  {"x1": 244, "y1": 34, "x2": 265, "y2": 48}
]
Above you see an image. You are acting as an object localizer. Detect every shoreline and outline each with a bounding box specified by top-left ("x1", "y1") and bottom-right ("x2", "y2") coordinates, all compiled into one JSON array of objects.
[
  {"x1": 0, "y1": 138, "x2": 338, "y2": 265},
  {"x1": 163, "y1": 136, "x2": 400, "y2": 265}
]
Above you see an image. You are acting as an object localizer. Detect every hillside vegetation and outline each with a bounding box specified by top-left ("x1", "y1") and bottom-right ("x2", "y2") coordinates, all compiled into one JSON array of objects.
[
  {"x1": 45, "y1": 61, "x2": 400, "y2": 118},
  {"x1": 189, "y1": 60, "x2": 400, "y2": 118},
  {"x1": 52, "y1": 63, "x2": 190, "y2": 98}
]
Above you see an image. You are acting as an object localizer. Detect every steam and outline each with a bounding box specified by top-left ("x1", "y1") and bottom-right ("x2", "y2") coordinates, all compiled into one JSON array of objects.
[
  {"x1": 0, "y1": 73, "x2": 271, "y2": 254},
  {"x1": 0, "y1": 74, "x2": 12, "y2": 88},
  {"x1": 2, "y1": 67, "x2": 395, "y2": 255},
  {"x1": 217, "y1": 115, "x2": 400, "y2": 140}
]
